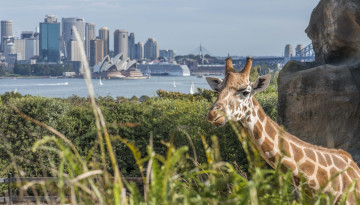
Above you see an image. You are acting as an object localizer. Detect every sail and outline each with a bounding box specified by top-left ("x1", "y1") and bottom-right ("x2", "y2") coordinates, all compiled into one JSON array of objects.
[
  {"x1": 173, "y1": 81, "x2": 176, "y2": 87},
  {"x1": 190, "y1": 82, "x2": 195, "y2": 94}
]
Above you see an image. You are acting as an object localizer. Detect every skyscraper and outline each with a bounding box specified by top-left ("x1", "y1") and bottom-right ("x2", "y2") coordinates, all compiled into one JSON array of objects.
[
  {"x1": 128, "y1": 32, "x2": 135, "y2": 60},
  {"x1": 114, "y1": 29, "x2": 128, "y2": 58},
  {"x1": 135, "y1": 42, "x2": 144, "y2": 60},
  {"x1": 85, "y1": 23, "x2": 96, "y2": 60},
  {"x1": 39, "y1": 15, "x2": 60, "y2": 62},
  {"x1": 144, "y1": 38, "x2": 159, "y2": 60},
  {"x1": 1, "y1": 20, "x2": 13, "y2": 52},
  {"x1": 99, "y1": 27, "x2": 109, "y2": 56},
  {"x1": 90, "y1": 38, "x2": 104, "y2": 67},
  {"x1": 61, "y1": 17, "x2": 85, "y2": 60},
  {"x1": 14, "y1": 39, "x2": 25, "y2": 60}
]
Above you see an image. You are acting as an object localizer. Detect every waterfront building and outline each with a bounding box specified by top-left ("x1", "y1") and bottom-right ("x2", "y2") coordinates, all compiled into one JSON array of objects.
[
  {"x1": 85, "y1": 23, "x2": 96, "y2": 60},
  {"x1": 135, "y1": 42, "x2": 144, "y2": 60},
  {"x1": 99, "y1": 27, "x2": 109, "y2": 56},
  {"x1": 114, "y1": 29, "x2": 128, "y2": 58},
  {"x1": 25, "y1": 38, "x2": 39, "y2": 60},
  {"x1": 1, "y1": 20, "x2": 13, "y2": 52},
  {"x1": 137, "y1": 63, "x2": 190, "y2": 76},
  {"x1": 39, "y1": 15, "x2": 60, "y2": 62},
  {"x1": 128, "y1": 32, "x2": 135, "y2": 60},
  {"x1": 159, "y1": 49, "x2": 176, "y2": 59},
  {"x1": 144, "y1": 38, "x2": 159, "y2": 60},
  {"x1": 14, "y1": 39, "x2": 25, "y2": 60},
  {"x1": 90, "y1": 38, "x2": 104, "y2": 67},
  {"x1": 61, "y1": 17, "x2": 85, "y2": 60}
]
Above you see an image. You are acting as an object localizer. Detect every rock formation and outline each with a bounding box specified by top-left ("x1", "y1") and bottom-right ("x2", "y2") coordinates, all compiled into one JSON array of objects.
[
  {"x1": 278, "y1": 0, "x2": 360, "y2": 163},
  {"x1": 306, "y1": 0, "x2": 360, "y2": 64}
]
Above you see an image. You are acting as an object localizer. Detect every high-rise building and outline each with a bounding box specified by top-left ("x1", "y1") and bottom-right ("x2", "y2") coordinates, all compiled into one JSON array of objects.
[
  {"x1": 25, "y1": 38, "x2": 39, "y2": 60},
  {"x1": 144, "y1": 38, "x2": 159, "y2": 60},
  {"x1": 1, "y1": 20, "x2": 13, "y2": 52},
  {"x1": 135, "y1": 42, "x2": 144, "y2": 60},
  {"x1": 128, "y1": 32, "x2": 135, "y2": 60},
  {"x1": 39, "y1": 15, "x2": 60, "y2": 62},
  {"x1": 159, "y1": 49, "x2": 176, "y2": 59},
  {"x1": 99, "y1": 27, "x2": 109, "y2": 56},
  {"x1": 114, "y1": 29, "x2": 128, "y2": 58},
  {"x1": 62, "y1": 17, "x2": 85, "y2": 60},
  {"x1": 85, "y1": 23, "x2": 96, "y2": 60},
  {"x1": 70, "y1": 40, "x2": 82, "y2": 61},
  {"x1": 284, "y1": 44, "x2": 293, "y2": 58},
  {"x1": 90, "y1": 38, "x2": 104, "y2": 67},
  {"x1": 14, "y1": 39, "x2": 25, "y2": 60}
]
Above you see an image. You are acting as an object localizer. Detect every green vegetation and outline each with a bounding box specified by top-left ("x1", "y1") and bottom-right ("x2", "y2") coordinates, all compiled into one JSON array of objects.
[
  {"x1": 12, "y1": 63, "x2": 72, "y2": 76},
  {"x1": 0, "y1": 73, "x2": 345, "y2": 204}
]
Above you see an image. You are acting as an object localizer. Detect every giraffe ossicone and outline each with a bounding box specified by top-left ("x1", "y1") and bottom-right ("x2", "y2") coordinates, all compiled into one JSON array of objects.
[{"x1": 206, "y1": 57, "x2": 360, "y2": 204}]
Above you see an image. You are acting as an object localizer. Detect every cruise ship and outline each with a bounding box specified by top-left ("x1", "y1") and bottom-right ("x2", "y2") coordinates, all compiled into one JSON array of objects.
[{"x1": 137, "y1": 63, "x2": 190, "y2": 76}]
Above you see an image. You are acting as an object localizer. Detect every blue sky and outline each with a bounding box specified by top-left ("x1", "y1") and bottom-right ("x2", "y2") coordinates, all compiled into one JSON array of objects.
[{"x1": 0, "y1": 0, "x2": 319, "y2": 56}]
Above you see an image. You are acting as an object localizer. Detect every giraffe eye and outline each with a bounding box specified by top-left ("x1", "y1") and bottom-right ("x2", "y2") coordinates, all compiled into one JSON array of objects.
[{"x1": 242, "y1": 91, "x2": 250, "y2": 97}]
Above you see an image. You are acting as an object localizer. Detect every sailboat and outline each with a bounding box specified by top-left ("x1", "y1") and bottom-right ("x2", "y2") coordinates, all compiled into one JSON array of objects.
[
  {"x1": 173, "y1": 81, "x2": 176, "y2": 87},
  {"x1": 99, "y1": 78, "x2": 103, "y2": 86},
  {"x1": 190, "y1": 81, "x2": 195, "y2": 94}
]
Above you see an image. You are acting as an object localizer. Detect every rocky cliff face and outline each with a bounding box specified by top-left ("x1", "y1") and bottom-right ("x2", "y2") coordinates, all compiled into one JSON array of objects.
[
  {"x1": 278, "y1": 0, "x2": 360, "y2": 162},
  {"x1": 306, "y1": 0, "x2": 360, "y2": 64}
]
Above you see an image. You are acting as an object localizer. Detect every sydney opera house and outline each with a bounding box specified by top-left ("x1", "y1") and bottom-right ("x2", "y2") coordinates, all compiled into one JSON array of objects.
[{"x1": 92, "y1": 53, "x2": 147, "y2": 79}]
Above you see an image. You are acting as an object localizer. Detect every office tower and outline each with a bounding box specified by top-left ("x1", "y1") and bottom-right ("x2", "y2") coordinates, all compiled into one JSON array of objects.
[
  {"x1": 70, "y1": 40, "x2": 82, "y2": 61},
  {"x1": 284, "y1": 44, "x2": 293, "y2": 58},
  {"x1": 39, "y1": 15, "x2": 60, "y2": 62},
  {"x1": 85, "y1": 23, "x2": 96, "y2": 60},
  {"x1": 25, "y1": 38, "x2": 39, "y2": 60},
  {"x1": 135, "y1": 42, "x2": 144, "y2": 60},
  {"x1": 90, "y1": 38, "x2": 104, "y2": 67},
  {"x1": 99, "y1": 27, "x2": 109, "y2": 56},
  {"x1": 62, "y1": 17, "x2": 85, "y2": 60},
  {"x1": 14, "y1": 39, "x2": 25, "y2": 60},
  {"x1": 114, "y1": 29, "x2": 128, "y2": 58},
  {"x1": 144, "y1": 38, "x2": 159, "y2": 60},
  {"x1": 128, "y1": 32, "x2": 135, "y2": 60},
  {"x1": 1, "y1": 20, "x2": 13, "y2": 52},
  {"x1": 159, "y1": 49, "x2": 176, "y2": 59}
]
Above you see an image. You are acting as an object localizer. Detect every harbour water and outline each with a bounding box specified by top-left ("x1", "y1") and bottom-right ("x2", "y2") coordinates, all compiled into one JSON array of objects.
[{"x1": 0, "y1": 76, "x2": 215, "y2": 98}]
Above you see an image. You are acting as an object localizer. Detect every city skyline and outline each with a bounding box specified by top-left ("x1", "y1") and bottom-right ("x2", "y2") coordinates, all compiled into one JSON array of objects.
[{"x1": 0, "y1": 0, "x2": 319, "y2": 56}]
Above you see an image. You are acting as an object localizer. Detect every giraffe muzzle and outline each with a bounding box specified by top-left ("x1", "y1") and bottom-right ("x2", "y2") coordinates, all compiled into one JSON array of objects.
[{"x1": 207, "y1": 110, "x2": 226, "y2": 127}]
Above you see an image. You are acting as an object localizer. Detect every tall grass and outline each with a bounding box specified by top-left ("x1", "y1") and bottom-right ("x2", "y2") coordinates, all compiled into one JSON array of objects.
[{"x1": 1, "y1": 27, "x2": 347, "y2": 205}]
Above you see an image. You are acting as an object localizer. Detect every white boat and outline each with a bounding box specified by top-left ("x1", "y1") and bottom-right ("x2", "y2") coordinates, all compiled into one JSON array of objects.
[
  {"x1": 99, "y1": 78, "x2": 103, "y2": 86},
  {"x1": 173, "y1": 81, "x2": 176, "y2": 87},
  {"x1": 190, "y1": 82, "x2": 195, "y2": 94}
]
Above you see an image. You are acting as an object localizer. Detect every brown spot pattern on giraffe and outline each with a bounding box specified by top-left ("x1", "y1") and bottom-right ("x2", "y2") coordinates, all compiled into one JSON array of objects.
[
  {"x1": 299, "y1": 160, "x2": 315, "y2": 176},
  {"x1": 257, "y1": 108, "x2": 265, "y2": 122},
  {"x1": 261, "y1": 138, "x2": 274, "y2": 152},
  {"x1": 316, "y1": 167, "x2": 329, "y2": 188},
  {"x1": 269, "y1": 153, "x2": 280, "y2": 163},
  {"x1": 304, "y1": 148, "x2": 316, "y2": 160},
  {"x1": 282, "y1": 159, "x2": 296, "y2": 172},
  {"x1": 253, "y1": 121, "x2": 263, "y2": 139},
  {"x1": 324, "y1": 153, "x2": 332, "y2": 166},
  {"x1": 309, "y1": 179, "x2": 317, "y2": 187},
  {"x1": 333, "y1": 156, "x2": 346, "y2": 169},
  {"x1": 330, "y1": 168, "x2": 340, "y2": 191},
  {"x1": 291, "y1": 143, "x2": 304, "y2": 162},
  {"x1": 265, "y1": 121, "x2": 277, "y2": 140},
  {"x1": 280, "y1": 139, "x2": 290, "y2": 156},
  {"x1": 317, "y1": 152, "x2": 327, "y2": 167}
]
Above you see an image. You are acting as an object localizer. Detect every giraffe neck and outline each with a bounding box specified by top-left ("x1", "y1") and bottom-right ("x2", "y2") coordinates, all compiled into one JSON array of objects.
[
  {"x1": 238, "y1": 97, "x2": 360, "y2": 200},
  {"x1": 239, "y1": 97, "x2": 281, "y2": 168}
]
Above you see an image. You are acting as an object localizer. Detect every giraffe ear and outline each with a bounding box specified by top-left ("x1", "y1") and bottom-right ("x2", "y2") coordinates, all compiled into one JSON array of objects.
[
  {"x1": 206, "y1": 77, "x2": 223, "y2": 92},
  {"x1": 251, "y1": 74, "x2": 271, "y2": 93}
]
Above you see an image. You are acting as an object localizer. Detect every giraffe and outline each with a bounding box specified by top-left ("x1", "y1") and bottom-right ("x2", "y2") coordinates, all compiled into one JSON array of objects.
[{"x1": 206, "y1": 57, "x2": 360, "y2": 204}]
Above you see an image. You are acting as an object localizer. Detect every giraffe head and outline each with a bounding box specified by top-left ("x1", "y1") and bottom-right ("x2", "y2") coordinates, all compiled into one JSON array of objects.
[{"x1": 206, "y1": 57, "x2": 271, "y2": 126}]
